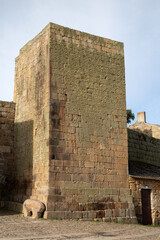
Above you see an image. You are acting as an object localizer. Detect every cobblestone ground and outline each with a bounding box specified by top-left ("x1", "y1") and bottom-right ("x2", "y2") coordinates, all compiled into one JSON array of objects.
[{"x1": 1, "y1": 210, "x2": 160, "y2": 240}]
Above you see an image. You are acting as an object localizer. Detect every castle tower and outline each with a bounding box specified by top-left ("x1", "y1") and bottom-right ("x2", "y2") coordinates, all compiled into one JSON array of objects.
[{"x1": 13, "y1": 23, "x2": 136, "y2": 222}]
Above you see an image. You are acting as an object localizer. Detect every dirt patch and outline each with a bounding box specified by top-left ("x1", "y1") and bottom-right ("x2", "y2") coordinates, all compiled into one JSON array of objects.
[{"x1": 1, "y1": 210, "x2": 160, "y2": 240}]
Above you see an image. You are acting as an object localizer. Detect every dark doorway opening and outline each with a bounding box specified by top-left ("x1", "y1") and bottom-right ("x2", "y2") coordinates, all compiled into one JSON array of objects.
[
  {"x1": 29, "y1": 211, "x2": 33, "y2": 216},
  {"x1": 141, "y1": 189, "x2": 152, "y2": 225}
]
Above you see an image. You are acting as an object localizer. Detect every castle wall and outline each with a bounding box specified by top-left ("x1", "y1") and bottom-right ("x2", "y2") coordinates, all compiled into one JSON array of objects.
[
  {"x1": 0, "y1": 101, "x2": 15, "y2": 200},
  {"x1": 128, "y1": 128, "x2": 160, "y2": 167},
  {"x1": 46, "y1": 23, "x2": 135, "y2": 222},
  {"x1": 13, "y1": 25, "x2": 50, "y2": 204}
]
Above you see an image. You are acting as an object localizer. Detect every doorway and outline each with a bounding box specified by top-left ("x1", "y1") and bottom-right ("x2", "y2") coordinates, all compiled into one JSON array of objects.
[{"x1": 141, "y1": 189, "x2": 152, "y2": 225}]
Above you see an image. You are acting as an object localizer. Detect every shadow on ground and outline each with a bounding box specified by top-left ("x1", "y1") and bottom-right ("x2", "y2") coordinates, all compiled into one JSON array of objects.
[
  {"x1": 61, "y1": 232, "x2": 117, "y2": 239},
  {"x1": 0, "y1": 208, "x2": 20, "y2": 216}
]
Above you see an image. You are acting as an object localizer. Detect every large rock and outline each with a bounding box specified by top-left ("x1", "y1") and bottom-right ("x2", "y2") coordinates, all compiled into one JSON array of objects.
[{"x1": 23, "y1": 199, "x2": 45, "y2": 218}]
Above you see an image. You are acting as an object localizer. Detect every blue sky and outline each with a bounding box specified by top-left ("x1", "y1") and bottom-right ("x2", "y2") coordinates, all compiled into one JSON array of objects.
[{"x1": 1, "y1": 0, "x2": 160, "y2": 124}]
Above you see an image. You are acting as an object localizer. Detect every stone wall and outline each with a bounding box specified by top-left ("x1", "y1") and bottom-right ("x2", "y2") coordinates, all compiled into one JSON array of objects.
[
  {"x1": 151, "y1": 124, "x2": 160, "y2": 139},
  {"x1": 129, "y1": 112, "x2": 160, "y2": 139},
  {"x1": 129, "y1": 176, "x2": 160, "y2": 225},
  {"x1": 0, "y1": 101, "x2": 15, "y2": 200},
  {"x1": 128, "y1": 128, "x2": 160, "y2": 225},
  {"x1": 47, "y1": 23, "x2": 136, "y2": 222},
  {"x1": 13, "y1": 24, "x2": 50, "y2": 204},
  {"x1": 128, "y1": 128, "x2": 160, "y2": 167},
  {"x1": 129, "y1": 122, "x2": 160, "y2": 140}
]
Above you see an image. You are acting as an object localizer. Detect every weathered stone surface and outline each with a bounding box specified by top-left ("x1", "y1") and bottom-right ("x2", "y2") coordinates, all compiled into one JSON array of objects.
[
  {"x1": 0, "y1": 101, "x2": 15, "y2": 200},
  {"x1": 13, "y1": 24, "x2": 50, "y2": 205},
  {"x1": 129, "y1": 112, "x2": 160, "y2": 139},
  {"x1": 23, "y1": 199, "x2": 45, "y2": 218},
  {"x1": 128, "y1": 128, "x2": 160, "y2": 167},
  {"x1": 46, "y1": 23, "x2": 133, "y2": 221},
  {"x1": 128, "y1": 126, "x2": 160, "y2": 225},
  {"x1": 129, "y1": 176, "x2": 160, "y2": 225},
  {"x1": 4, "y1": 23, "x2": 135, "y2": 222}
]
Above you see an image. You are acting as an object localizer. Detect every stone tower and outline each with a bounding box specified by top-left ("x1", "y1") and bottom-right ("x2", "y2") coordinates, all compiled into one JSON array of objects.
[{"x1": 13, "y1": 23, "x2": 136, "y2": 222}]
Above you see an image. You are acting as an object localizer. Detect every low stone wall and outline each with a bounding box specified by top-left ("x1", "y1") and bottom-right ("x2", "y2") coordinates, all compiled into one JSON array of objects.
[
  {"x1": 128, "y1": 128, "x2": 160, "y2": 167},
  {"x1": 0, "y1": 101, "x2": 15, "y2": 200}
]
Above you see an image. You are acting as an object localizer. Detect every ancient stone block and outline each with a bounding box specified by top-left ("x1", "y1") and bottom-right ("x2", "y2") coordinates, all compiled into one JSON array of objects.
[{"x1": 23, "y1": 199, "x2": 45, "y2": 218}]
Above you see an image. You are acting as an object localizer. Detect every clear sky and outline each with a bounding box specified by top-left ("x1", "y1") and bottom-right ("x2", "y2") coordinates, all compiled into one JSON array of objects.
[{"x1": 1, "y1": 0, "x2": 160, "y2": 124}]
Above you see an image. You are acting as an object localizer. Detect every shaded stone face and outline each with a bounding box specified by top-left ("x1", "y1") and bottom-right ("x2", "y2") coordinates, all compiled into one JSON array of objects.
[
  {"x1": 14, "y1": 25, "x2": 50, "y2": 205},
  {"x1": 128, "y1": 128, "x2": 160, "y2": 167},
  {"x1": 13, "y1": 23, "x2": 135, "y2": 222},
  {"x1": 128, "y1": 125, "x2": 160, "y2": 225},
  {"x1": 0, "y1": 101, "x2": 15, "y2": 200}
]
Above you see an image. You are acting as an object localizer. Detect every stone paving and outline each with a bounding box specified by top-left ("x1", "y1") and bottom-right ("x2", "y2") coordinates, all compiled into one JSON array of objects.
[{"x1": 1, "y1": 210, "x2": 160, "y2": 240}]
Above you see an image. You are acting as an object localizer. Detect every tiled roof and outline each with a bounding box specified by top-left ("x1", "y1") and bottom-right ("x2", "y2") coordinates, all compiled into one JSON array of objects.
[{"x1": 129, "y1": 161, "x2": 160, "y2": 180}]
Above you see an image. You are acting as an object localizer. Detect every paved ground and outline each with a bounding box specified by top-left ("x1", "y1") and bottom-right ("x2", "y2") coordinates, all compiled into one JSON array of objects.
[{"x1": 1, "y1": 210, "x2": 160, "y2": 240}]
